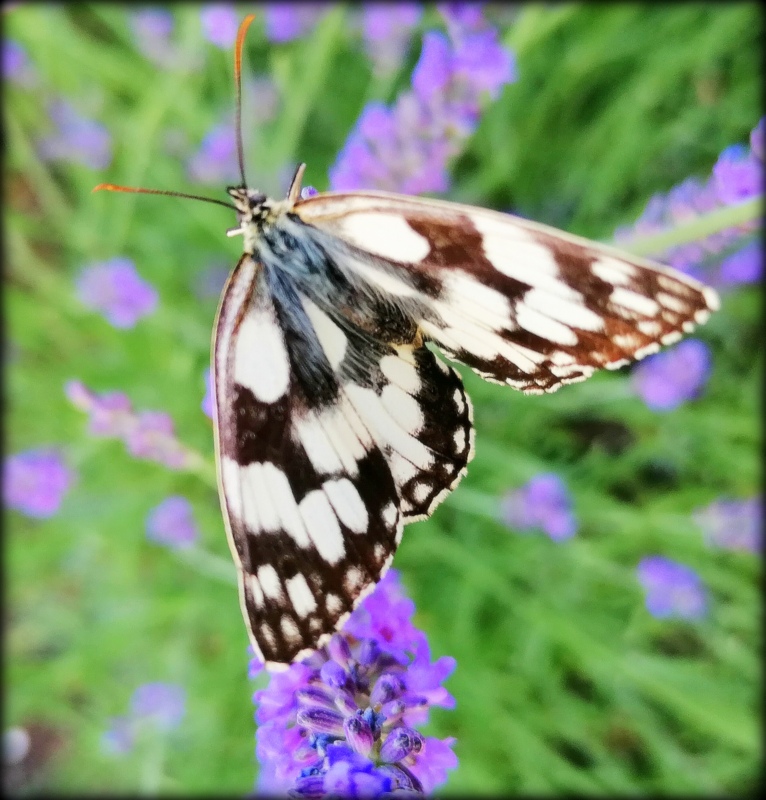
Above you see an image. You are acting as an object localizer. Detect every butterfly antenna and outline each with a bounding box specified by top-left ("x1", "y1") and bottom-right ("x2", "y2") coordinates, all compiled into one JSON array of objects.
[
  {"x1": 92, "y1": 184, "x2": 236, "y2": 210},
  {"x1": 234, "y1": 14, "x2": 256, "y2": 189}
]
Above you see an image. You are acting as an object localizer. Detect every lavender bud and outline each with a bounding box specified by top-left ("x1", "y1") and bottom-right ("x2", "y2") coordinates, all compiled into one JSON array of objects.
[
  {"x1": 333, "y1": 688, "x2": 358, "y2": 717},
  {"x1": 320, "y1": 660, "x2": 348, "y2": 689},
  {"x1": 356, "y1": 638, "x2": 381, "y2": 666},
  {"x1": 370, "y1": 673, "x2": 405, "y2": 706},
  {"x1": 296, "y1": 707, "x2": 345, "y2": 737},
  {"x1": 327, "y1": 634, "x2": 352, "y2": 667},
  {"x1": 291, "y1": 774, "x2": 326, "y2": 797},
  {"x1": 344, "y1": 713, "x2": 374, "y2": 757},
  {"x1": 380, "y1": 726, "x2": 422, "y2": 763},
  {"x1": 296, "y1": 685, "x2": 338, "y2": 711}
]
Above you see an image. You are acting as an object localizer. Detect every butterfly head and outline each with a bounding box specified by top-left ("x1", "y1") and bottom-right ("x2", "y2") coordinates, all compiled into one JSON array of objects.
[{"x1": 226, "y1": 186, "x2": 284, "y2": 251}]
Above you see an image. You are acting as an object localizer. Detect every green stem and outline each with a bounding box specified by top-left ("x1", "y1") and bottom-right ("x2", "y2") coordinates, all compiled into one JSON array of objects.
[{"x1": 615, "y1": 196, "x2": 762, "y2": 257}]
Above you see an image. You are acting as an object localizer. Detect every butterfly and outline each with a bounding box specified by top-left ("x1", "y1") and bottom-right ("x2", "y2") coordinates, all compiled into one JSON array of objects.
[{"x1": 96, "y1": 15, "x2": 718, "y2": 669}]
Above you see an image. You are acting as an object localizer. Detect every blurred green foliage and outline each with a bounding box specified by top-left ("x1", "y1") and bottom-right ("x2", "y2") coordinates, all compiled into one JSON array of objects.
[{"x1": 5, "y1": 3, "x2": 760, "y2": 795}]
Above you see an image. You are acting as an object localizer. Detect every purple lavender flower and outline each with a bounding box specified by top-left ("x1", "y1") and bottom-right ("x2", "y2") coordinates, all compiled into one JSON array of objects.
[
  {"x1": 718, "y1": 240, "x2": 762, "y2": 285},
  {"x1": 694, "y1": 496, "x2": 762, "y2": 553},
  {"x1": 362, "y1": 4, "x2": 422, "y2": 75},
  {"x1": 264, "y1": 3, "x2": 327, "y2": 43},
  {"x1": 631, "y1": 339, "x2": 711, "y2": 412},
  {"x1": 131, "y1": 683, "x2": 186, "y2": 730},
  {"x1": 712, "y1": 143, "x2": 763, "y2": 205},
  {"x1": 252, "y1": 570, "x2": 458, "y2": 795},
  {"x1": 187, "y1": 122, "x2": 239, "y2": 185},
  {"x1": 200, "y1": 4, "x2": 239, "y2": 49},
  {"x1": 3, "y1": 38, "x2": 35, "y2": 85},
  {"x1": 146, "y1": 496, "x2": 198, "y2": 549},
  {"x1": 65, "y1": 380, "x2": 195, "y2": 470},
  {"x1": 3, "y1": 448, "x2": 74, "y2": 519},
  {"x1": 76, "y1": 257, "x2": 158, "y2": 329},
  {"x1": 201, "y1": 367, "x2": 213, "y2": 419},
  {"x1": 637, "y1": 557, "x2": 707, "y2": 620},
  {"x1": 500, "y1": 473, "x2": 577, "y2": 541},
  {"x1": 130, "y1": 8, "x2": 175, "y2": 67},
  {"x1": 330, "y1": 6, "x2": 515, "y2": 194},
  {"x1": 38, "y1": 99, "x2": 112, "y2": 170}
]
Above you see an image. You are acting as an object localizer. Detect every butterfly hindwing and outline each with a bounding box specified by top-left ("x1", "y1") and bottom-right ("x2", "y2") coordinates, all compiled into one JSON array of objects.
[
  {"x1": 294, "y1": 191, "x2": 719, "y2": 394},
  {"x1": 212, "y1": 254, "x2": 473, "y2": 665}
]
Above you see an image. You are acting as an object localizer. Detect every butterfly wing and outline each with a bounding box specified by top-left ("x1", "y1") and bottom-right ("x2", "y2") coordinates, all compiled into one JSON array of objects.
[
  {"x1": 293, "y1": 191, "x2": 720, "y2": 394},
  {"x1": 212, "y1": 254, "x2": 472, "y2": 666}
]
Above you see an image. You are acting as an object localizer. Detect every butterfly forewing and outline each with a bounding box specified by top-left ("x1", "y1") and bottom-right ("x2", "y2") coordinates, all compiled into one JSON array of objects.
[{"x1": 294, "y1": 191, "x2": 719, "y2": 394}]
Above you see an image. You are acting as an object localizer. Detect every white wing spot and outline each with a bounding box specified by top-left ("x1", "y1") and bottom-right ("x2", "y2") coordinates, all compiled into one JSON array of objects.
[
  {"x1": 453, "y1": 427, "x2": 468, "y2": 452},
  {"x1": 326, "y1": 593, "x2": 343, "y2": 617},
  {"x1": 453, "y1": 388, "x2": 466, "y2": 414},
  {"x1": 234, "y1": 309, "x2": 290, "y2": 403},
  {"x1": 412, "y1": 482, "x2": 431, "y2": 504},
  {"x1": 382, "y1": 502, "x2": 397, "y2": 527},
  {"x1": 634, "y1": 342, "x2": 661, "y2": 359},
  {"x1": 299, "y1": 490, "x2": 345, "y2": 564},
  {"x1": 260, "y1": 623, "x2": 277, "y2": 650},
  {"x1": 515, "y1": 302, "x2": 579, "y2": 346},
  {"x1": 637, "y1": 320, "x2": 662, "y2": 336},
  {"x1": 281, "y1": 615, "x2": 301, "y2": 644},
  {"x1": 610, "y1": 287, "x2": 661, "y2": 317},
  {"x1": 302, "y1": 299, "x2": 348, "y2": 369},
  {"x1": 380, "y1": 354, "x2": 421, "y2": 394},
  {"x1": 247, "y1": 575, "x2": 265, "y2": 608},
  {"x1": 381, "y1": 383, "x2": 424, "y2": 434},
  {"x1": 293, "y1": 412, "x2": 346, "y2": 476},
  {"x1": 661, "y1": 330, "x2": 683, "y2": 345},
  {"x1": 340, "y1": 212, "x2": 431, "y2": 262},
  {"x1": 344, "y1": 566, "x2": 365, "y2": 595},
  {"x1": 591, "y1": 256, "x2": 636, "y2": 286},
  {"x1": 523, "y1": 288, "x2": 604, "y2": 332},
  {"x1": 656, "y1": 291, "x2": 688, "y2": 314},
  {"x1": 322, "y1": 478, "x2": 369, "y2": 534},
  {"x1": 257, "y1": 565, "x2": 282, "y2": 599},
  {"x1": 285, "y1": 574, "x2": 318, "y2": 618}
]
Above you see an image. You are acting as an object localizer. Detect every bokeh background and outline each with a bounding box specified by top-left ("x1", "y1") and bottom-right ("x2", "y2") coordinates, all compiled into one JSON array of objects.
[{"x1": 4, "y1": 3, "x2": 761, "y2": 795}]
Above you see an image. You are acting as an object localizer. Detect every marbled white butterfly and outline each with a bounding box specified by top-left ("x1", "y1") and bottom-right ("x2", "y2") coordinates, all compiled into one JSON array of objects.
[{"x1": 96, "y1": 15, "x2": 719, "y2": 668}]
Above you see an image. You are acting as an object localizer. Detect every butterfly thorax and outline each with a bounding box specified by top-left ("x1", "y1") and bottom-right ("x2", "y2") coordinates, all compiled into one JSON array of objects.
[{"x1": 226, "y1": 186, "x2": 293, "y2": 254}]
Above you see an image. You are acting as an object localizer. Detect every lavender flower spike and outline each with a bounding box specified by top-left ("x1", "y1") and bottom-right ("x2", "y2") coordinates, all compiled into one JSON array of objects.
[
  {"x1": 146, "y1": 496, "x2": 199, "y2": 550},
  {"x1": 252, "y1": 570, "x2": 458, "y2": 796},
  {"x1": 694, "y1": 496, "x2": 762, "y2": 554}
]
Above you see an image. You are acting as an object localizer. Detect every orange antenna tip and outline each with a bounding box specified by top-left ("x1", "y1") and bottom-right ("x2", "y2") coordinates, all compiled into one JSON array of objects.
[{"x1": 234, "y1": 14, "x2": 256, "y2": 81}]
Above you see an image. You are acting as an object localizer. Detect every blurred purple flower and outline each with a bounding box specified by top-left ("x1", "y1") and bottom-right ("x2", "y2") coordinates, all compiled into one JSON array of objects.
[
  {"x1": 718, "y1": 240, "x2": 762, "y2": 285},
  {"x1": 101, "y1": 716, "x2": 134, "y2": 756},
  {"x1": 265, "y1": 3, "x2": 327, "y2": 43},
  {"x1": 330, "y1": 6, "x2": 515, "y2": 194},
  {"x1": 500, "y1": 473, "x2": 577, "y2": 541},
  {"x1": 694, "y1": 496, "x2": 762, "y2": 553},
  {"x1": 202, "y1": 368, "x2": 213, "y2": 419},
  {"x1": 127, "y1": 411, "x2": 189, "y2": 469},
  {"x1": 3, "y1": 38, "x2": 35, "y2": 85},
  {"x1": 631, "y1": 339, "x2": 711, "y2": 412},
  {"x1": 637, "y1": 556, "x2": 707, "y2": 620},
  {"x1": 102, "y1": 683, "x2": 185, "y2": 756},
  {"x1": 3, "y1": 448, "x2": 74, "y2": 519},
  {"x1": 253, "y1": 570, "x2": 458, "y2": 796},
  {"x1": 146, "y1": 496, "x2": 198, "y2": 549},
  {"x1": 66, "y1": 380, "x2": 195, "y2": 470},
  {"x1": 131, "y1": 683, "x2": 186, "y2": 730},
  {"x1": 712, "y1": 143, "x2": 763, "y2": 205},
  {"x1": 200, "y1": 4, "x2": 238, "y2": 49},
  {"x1": 130, "y1": 8, "x2": 176, "y2": 67},
  {"x1": 615, "y1": 118, "x2": 764, "y2": 287},
  {"x1": 76, "y1": 257, "x2": 158, "y2": 328},
  {"x1": 38, "y1": 99, "x2": 112, "y2": 170},
  {"x1": 362, "y1": 4, "x2": 422, "y2": 75},
  {"x1": 187, "y1": 122, "x2": 238, "y2": 185}
]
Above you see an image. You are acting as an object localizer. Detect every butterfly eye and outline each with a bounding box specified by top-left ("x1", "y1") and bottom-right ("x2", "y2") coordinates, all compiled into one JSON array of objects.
[{"x1": 249, "y1": 193, "x2": 267, "y2": 209}]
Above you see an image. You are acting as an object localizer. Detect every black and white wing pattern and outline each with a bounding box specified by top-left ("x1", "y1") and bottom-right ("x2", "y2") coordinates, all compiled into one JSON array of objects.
[
  {"x1": 294, "y1": 191, "x2": 719, "y2": 394},
  {"x1": 214, "y1": 180, "x2": 717, "y2": 669},
  {"x1": 212, "y1": 254, "x2": 472, "y2": 666}
]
